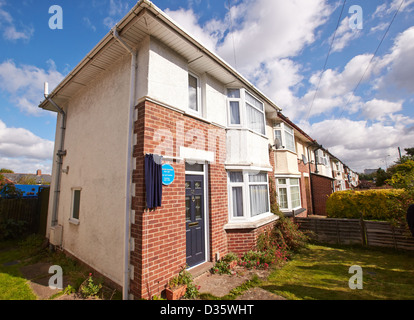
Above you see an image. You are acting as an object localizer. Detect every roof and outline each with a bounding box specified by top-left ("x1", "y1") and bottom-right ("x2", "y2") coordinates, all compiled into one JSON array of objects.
[
  {"x1": 39, "y1": 0, "x2": 280, "y2": 114},
  {"x1": 2, "y1": 173, "x2": 52, "y2": 185}
]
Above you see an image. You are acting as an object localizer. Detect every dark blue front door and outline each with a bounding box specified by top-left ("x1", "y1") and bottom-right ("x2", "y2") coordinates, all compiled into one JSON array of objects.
[{"x1": 185, "y1": 175, "x2": 205, "y2": 267}]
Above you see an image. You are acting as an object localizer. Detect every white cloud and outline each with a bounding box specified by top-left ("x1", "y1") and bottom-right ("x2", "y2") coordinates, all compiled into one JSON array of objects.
[
  {"x1": 295, "y1": 53, "x2": 374, "y2": 120},
  {"x1": 0, "y1": 119, "x2": 54, "y2": 174},
  {"x1": 370, "y1": 22, "x2": 388, "y2": 33},
  {"x1": 217, "y1": 0, "x2": 333, "y2": 74},
  {"x1": 362, "y1": 99, "x2": 403, "y2": 121},
  {"x1": 0, "y1": 60, "x2": 64, "y2": 115},
  {"x1": 83, "y1": 17, "x2": 97, "y2": 32},
  {"x1": 164, "y1": 8, "x2": 221, "y2": 52},
  {"x1": 388, "y1": 0, "x2": 414, "y2": 13},
  {"x1": 376, "y1": 26, "x2": 414, "y2": 93},
  {"x1": 103, "y1": 0, "x2": 131, "y2": 29},
  {"x1": 331, "y1": 16, "x2": 362, "y2": 53},
  {"x1": 0, "y1": 1, "x2": 33, "y2": 41},
  {"x1": 305, "y1": 118, "x2": 414, "y2": 172}
]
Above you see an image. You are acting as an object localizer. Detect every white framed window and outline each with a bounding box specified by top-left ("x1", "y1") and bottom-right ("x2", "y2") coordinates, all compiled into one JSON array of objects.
[
  {"x1": 188, "y1": 72, "x2": 201, "y2": 114},
  {"x1": 228, "y1": 171, "x2": 270, "y2": 221},
  {"x1": 70, "y1": 187, "x2": 81, "y2": 224},
  {"x1": 226, "y1": 88, "x2": 266, "y2": 135},
  {"x1": 245, "y1": 92, "x2": 265, "y2": 135},
  {"x1": 276, "y1": 177, "x2": 301, "y2": 211},
  {"x1": 227, "y1": 89, "x2": 242, "y2": 126},
  {"x1": 316, "y1": 150, "x2": 330, "y2": 166},
  {"x1": 274, "y1": 122, "x2": 296, "y2": 153}
]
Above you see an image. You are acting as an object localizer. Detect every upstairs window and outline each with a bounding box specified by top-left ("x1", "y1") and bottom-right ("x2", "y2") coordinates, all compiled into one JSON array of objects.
[
  {"x1": 227, "y1": 89, "x2": 241, "y2": 125},
  {"x1": 188, "y1": 73, "x2": 200, "y2": 114},
  {"x1": 226, "y1": 89, "x2": 266, "y2": 135},
  {"x1": 274, "y1": 123, "x2": 296, "y2": 153}
]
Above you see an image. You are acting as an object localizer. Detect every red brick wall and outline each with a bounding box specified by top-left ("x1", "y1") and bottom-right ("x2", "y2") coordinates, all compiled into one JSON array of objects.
[
  {"x1": 297, "y1": 160, "x2": 316, "y2": 217},
  {"x1": 129, "y1": 100, "x2": 228, "y2": 299},
  {"x1": 226, "y1": 220, "x2": 276, "y2": 254},
  {"x1": 310, "y1": 173, "x2": 334, "y2": 216}
]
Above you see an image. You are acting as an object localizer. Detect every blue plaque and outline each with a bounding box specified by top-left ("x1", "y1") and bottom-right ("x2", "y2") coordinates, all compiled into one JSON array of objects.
[{"x1": 162, "y1": 164, "x2": 175, "y2": 186}]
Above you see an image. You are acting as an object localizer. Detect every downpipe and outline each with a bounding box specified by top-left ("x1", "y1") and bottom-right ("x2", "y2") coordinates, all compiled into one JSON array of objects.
[
  {"x1": 112, "y1": 26, "x2": 138, "y2": 301},
  {"x1": 43, "y1": 84, "x2": 66, "y2": 227}
]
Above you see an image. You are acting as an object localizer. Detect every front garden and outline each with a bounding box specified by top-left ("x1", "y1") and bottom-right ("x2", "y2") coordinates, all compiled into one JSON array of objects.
[{"x1": 199, "y1": 215, "x2": 414, "y2": 300}]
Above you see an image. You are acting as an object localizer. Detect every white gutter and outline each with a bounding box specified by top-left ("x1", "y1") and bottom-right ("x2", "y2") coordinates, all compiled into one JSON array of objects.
[{"x1": 111, "y1": 27, "x2": 138, "y2": 301}]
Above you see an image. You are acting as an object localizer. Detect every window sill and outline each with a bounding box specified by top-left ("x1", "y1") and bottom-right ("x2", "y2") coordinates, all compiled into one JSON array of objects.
[
  {"x1": 69, "y1": 218, "x2": 80, "y2": 225},
  {"x1": 226, "y1": 127, "x2": 268, "y2": 140},
  {"x1": 273, "y1": 148, "x2": 297, "y2": 155},
  {"x1": 224, "y1": 213, "x2": 279, "y2": 230},
  {"x1": 281, "y1": 207, "x2": 306, "y2": 217}
]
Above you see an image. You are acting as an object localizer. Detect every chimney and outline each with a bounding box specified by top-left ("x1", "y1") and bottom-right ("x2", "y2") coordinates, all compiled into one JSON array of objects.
[{"x1": 36, "y1": 169, "x2": 42, "y2": 176}]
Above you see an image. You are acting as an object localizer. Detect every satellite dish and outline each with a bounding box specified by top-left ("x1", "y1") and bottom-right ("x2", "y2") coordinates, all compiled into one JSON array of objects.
[
  {"x1": 274, "y1": 137, "x2": 282, "y2": 149},
  {"x1": 302, "y1": 154, "x2": 308, "y2": 165}
]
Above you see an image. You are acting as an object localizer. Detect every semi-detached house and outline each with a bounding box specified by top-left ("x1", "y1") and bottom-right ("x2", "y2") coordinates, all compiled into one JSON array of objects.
[{"x1": 39, "y1": 0, "x2": 357, "y2": 300}]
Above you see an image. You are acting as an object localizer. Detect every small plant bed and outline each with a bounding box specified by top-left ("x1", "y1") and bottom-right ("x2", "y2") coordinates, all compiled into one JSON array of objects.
[
  {"x1": 165, "y1": 265, "x2": 200, "y2": 300},
  {"x1": 210, "y1": 216, "x2": 309, "y2": 276}
]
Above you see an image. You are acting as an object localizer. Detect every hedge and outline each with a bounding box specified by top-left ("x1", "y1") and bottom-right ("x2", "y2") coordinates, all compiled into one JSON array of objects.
[{"x1": 326, "y1": 189, "x2": 413, "y2": 222}]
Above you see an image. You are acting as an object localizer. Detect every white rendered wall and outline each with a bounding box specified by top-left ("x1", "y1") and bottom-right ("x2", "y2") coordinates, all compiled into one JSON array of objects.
[{"x1": 52, "y1": 55, "x2": 131, "y2": 286}]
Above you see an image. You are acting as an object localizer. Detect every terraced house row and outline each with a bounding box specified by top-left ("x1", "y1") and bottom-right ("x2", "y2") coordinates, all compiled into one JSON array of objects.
[{"x1": 40, "y1": 0, "x2": 359, "y2": 300}]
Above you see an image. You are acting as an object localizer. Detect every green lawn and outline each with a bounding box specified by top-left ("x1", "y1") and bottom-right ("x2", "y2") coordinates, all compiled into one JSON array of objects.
[
  {"x1": 262, "y1": 244, "x2": 414, "y2": 300},
  {"x1": 0, "y1": 235, "x2": 122, "y2": 300},
  {"x1": 0, "y1": 239, "x2": 37, "y2": 300}
]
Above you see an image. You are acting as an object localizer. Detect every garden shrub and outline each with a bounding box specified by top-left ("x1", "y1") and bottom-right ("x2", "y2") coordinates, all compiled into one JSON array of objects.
[
  {"x1": 271, "y1": 216, "x2": 310, "y2": 251},
  {"x1": 326, "y1": 189, "x2": 413, "y2": 224},
  {"x1": 0, "y1": 219, "x2": 28, "y2": 240}
]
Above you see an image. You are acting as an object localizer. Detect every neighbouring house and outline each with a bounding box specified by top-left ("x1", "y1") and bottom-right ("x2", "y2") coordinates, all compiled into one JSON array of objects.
[
  {"x1": 2, "y1": 170, "x2": 52, "y2": 185},
  {"x1": 270, "y1": 112, "x2": 316, "y2": 217},
  {"x1": 39, "y1": 0, "x2": 357, "y2": 300}
]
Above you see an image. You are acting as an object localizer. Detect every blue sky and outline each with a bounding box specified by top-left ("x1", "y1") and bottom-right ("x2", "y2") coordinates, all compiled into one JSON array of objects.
[{"x1": 0, "y1": 0, "x2": 413, "y2": 174}]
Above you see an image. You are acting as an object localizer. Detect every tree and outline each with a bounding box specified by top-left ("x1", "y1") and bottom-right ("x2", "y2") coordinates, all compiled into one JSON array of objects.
[
  {"x1": 405, "y1": 148, "x2": 414, "y2": 157},
  {"x1": 376, "y1": 168, "x2": 391, "y2": 187},
  {"x1": 388, "y1": 160, "x2": 414, "y2": 190},
  {"x1": 0, "y1": 168, "x2": 14, "y2": 173},
  {"x1": 395, "y1": 147, "x2": 414, "y2": 165}
]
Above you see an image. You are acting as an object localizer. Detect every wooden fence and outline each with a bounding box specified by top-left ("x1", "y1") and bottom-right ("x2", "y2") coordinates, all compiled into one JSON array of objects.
[
  {"x1": 0, "y1": 188, "x2": 50, "y2": 236},
  {"x1": 295, "y1": 217, "x2": 414, "y2": 251}
]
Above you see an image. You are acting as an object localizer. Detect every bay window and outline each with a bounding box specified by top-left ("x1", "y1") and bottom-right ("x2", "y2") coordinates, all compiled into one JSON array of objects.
[
  {"x1": 274, "y1": 123, "x2": 296, "y2": 153},
  {"x1": 226, "y1": 88, "x2": 266, "y2": 135},
  {"x1": 228, "y1": 171, "x2": 270, "y2": 221}
]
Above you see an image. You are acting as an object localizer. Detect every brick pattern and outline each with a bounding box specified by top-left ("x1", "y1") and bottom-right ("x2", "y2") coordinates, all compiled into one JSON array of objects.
[
  {"x1": 226, "y1": 221, "x2": 276, "y2": 254},
  {"x1": 310, "y1": 173, "x2": 334, "y2": 216},
  {"x1": 129, "y1": 100, "x2": 228, "y2": 299},
  {"x1": 224, "y1": 146, "x2": 277, "y2": 255},
  {"x1": 297, "y1": 160, "x2": 316, "y2": 217}
]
